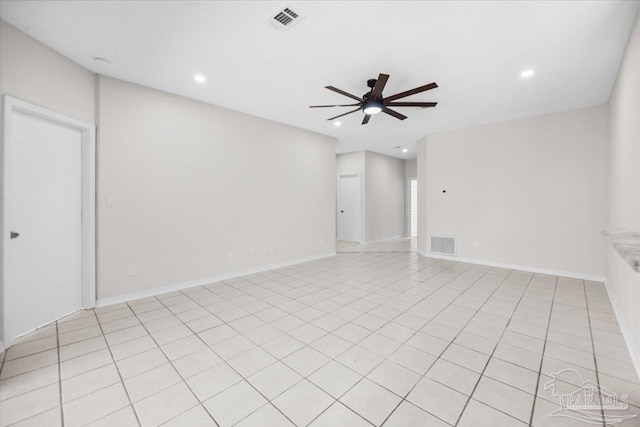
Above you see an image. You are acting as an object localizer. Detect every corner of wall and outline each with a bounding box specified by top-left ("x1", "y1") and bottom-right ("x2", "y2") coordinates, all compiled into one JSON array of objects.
[{"x1": 416, "y1": 135, "x2": 428, "y2": 254}]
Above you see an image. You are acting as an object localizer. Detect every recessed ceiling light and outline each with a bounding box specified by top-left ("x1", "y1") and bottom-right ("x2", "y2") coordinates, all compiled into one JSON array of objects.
[
  {"x1": 521, "y1": 69, "x2": 535, "y2": 78},
  {"x1": 194, "y1": 74, "x2": 206, "y2": 83},
  {"x1": 402, "y1": 148, "x2": 408, "y2": 153},
  {"x1": 334, "y1": 121, "x2": 341, "y2": 127}
]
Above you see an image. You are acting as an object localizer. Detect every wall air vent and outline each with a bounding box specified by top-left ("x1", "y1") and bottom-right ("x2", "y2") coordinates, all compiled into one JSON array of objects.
[
  {"x1": 270, "y1": 6, "x2": 304, "y2": 31},
  {"x1": 430, "y1": 235, "x2": 456, "y2": 256}
]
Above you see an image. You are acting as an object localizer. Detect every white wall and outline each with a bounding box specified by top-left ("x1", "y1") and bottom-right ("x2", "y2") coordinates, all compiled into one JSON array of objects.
[
  {"x1": 97, "y1": 77, "x2": 336, "y2": 300},
  {"x1": 405, "y1": 159, "x2": 417, "y2": 178},
  {"x1": 418, "y1": 106, "x2": 608, "y2": 278},
  {"x1": 364, "y1": 151, "x2": 406, "y2": 243},
  {"x1": 417, "y1": 139, "x2": 428, "y2": 254},
  {"x1": 0, "y1": 19, "x2": 96, "y2": 346},
  {"x1": 405, "y1": 159, "x2": 417, "y2": 236},
  {"x1": 607, "y1": 11, "x2": 640, "y2": 369}
]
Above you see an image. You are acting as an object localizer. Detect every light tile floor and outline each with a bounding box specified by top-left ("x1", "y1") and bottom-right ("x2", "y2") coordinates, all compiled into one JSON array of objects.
[
  {"x1": 1, "y1": 242, "x2": 639, "y2": 426},
  {"x1": 337, "y1": 238, "x2": 417, "y2": 253}
]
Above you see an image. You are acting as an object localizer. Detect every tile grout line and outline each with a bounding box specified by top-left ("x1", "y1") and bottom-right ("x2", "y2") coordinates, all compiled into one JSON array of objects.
[
  {"x1": 396, "y1": 270, "x2": 533, "y2": 424},
  {"x1": 92, "y1": 309, "x2": 144, "y2": 427},
  {"x1": 451, "y1": 270, "x2": 538, "y2": 426},
  {"x1": 304, "y1": 259, "x2": 474, "y2": 426},
  {"x1": 151, "y1": 252, "x2": 452, "y2": 426},
  {"x1": 112, "y1": 323, "x2": 204, "y2": 425},
  {"x1": 527, "y1": 275, "x2": 559, "y2": 427},
  {"x1": 154, "y1": 282, "x2": 342, "y2": 427},
  {"x1": 0, "y1": 255, "x2": 434, "y2": 424},
  {"x1": 582, "y1": 280, "x2": 606, "y2": 427},
  {"x1": 56, "y1": 321, "x2": 64, "y2": 427},
  {"x1": 165, "y1": 268, "x2": 356, "y2": 427},
  {"x1": 273, "y1": 254, "x2": 459, "y2": 424},
  {"x1": 375, "y1": 264, "x2": 511, "y2": 426},
  {"x1": 5, "y1": 250, "x2": 620, "y2": 427},
  {"x1": 124, "y1": 296, "x2": 225, "y2": 426},
  {"x1": 0, "y1": 342, "x2": 7, "y2": 380}
]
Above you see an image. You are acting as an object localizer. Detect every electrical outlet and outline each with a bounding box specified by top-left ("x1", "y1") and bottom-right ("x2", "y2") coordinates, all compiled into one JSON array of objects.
[
  {"x1": 249, "y1": 248, "x2": 257, "y2": 256},
  {"x1": 227, "y1": 251, "x2": 234, "y2": 259},
  {"x1": 127, "y1": 265, "x2": 136, "y2": 276},
  {"x1": 161, "y1": 261, "x2": 169, "y2": 271},
  {"x1": 472, "y1": 241, "x2": 479, "y2": 248}
]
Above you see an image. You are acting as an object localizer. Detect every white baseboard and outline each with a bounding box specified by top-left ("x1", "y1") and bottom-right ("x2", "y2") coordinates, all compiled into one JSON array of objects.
[
  {"x1": 603, "y1": 279, "x2": 640, "y2": 381},
  {"x1": 417, "y1": 251, "x2": 606, "y2": 282},
  {"x1": 363, "y1": 234, "x2": 408, "y2": 245},
  {"x1": 96, "y1": 252, "x2": 336, "y2": 307}
]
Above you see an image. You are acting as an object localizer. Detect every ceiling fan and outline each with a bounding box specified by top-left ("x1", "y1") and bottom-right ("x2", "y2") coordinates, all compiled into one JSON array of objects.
[{"x1": 310, "y1": 73, "x2": 438, "y2": 125}]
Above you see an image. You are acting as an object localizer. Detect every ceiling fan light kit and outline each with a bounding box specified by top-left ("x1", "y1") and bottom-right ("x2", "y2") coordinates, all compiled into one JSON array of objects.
[
  {"x1": 310, "y1": 73, "x2": 438, "y2": 125},
  {"x1": 363, "y1": 101, "x2": 382, "y2": 115}
]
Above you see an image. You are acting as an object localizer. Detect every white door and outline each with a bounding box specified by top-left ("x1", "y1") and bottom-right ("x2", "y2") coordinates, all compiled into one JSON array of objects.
[
  {"x1": 337, "y1": 174, "x2": 361, "y2": 242},
  {"x1": 5, "y1": 112, "x2": 83, "y2": 343}
]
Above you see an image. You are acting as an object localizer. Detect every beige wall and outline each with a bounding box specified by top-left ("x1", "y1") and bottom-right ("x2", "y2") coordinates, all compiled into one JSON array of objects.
[
  {"x1": 97, "y1": 76, "x2": 336, "y2": 299},
  {"x1": 336, "y1": 151, "x2": 365, "y2": 176},
  {"x1": 418, "y1": 106, "x2": 608, "y2": 277},
  {"x1": 0, "y1": 20, "x2": 95, "y2": 124},
  {"x1": 364, "y1": 151, "x2": 405, "y2": 243},
  {"x1": 607, "y1": 12, "x2": 640, "y2": 368}
]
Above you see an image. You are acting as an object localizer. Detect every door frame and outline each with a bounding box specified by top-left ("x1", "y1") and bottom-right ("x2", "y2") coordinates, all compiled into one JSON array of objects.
[
  {"x1": 2, "y1": 96, "x2": 96, "y2": 347},
  {"x1": 337, "y1": 173, "x2": 362, "y2": 243}
]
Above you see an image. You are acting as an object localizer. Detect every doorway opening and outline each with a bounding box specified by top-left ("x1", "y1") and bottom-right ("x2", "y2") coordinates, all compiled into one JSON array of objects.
[{"x1": 410, "y1": 178, "x2": 417, "y2": 237}]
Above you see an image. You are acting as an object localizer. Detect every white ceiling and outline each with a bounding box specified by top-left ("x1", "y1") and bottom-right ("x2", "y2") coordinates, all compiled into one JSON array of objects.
[{"x1": 1, "y1": 1, "x2": 638, "y2": 159}]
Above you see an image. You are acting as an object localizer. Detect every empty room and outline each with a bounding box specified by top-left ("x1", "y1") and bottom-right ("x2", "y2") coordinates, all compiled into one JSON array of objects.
[{"x1": 0, "y1": 1, "x2": 639, "y2": 426}]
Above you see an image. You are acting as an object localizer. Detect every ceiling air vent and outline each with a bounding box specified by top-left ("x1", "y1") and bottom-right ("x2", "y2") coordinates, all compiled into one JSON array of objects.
[
  {"x1": 270, "y1": 6, "x2": 304, "y2": 31},
  {"x1": 430, "y1": 235, "x2": 456, "y2": 256}
]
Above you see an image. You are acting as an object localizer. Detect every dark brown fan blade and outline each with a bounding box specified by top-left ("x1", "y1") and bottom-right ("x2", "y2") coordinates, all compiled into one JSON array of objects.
[
  {"x1": 385, "y1": 102, "x2": 438, "y2": 108},
  {"x1": 325, "y1": 86, "x2": 363, "y2": 102},
  {"x1": 362, "y1": 114, "x2": 371, "y2": 125},
  {"x1": 309, "y1": 103, "x2": 361, "y2": 108},
  {"x1": 382, "y1": 107, "x2": 407, "y2": 120},
  {"x1": 385, "y1": 82, "x2": 438, "y2": 102},
  {"x1": 327, "y1": 107, "x2": 362, "y2": 121},
  {"x1": 370, "y1": 73, "x2": 389, "y2": 101}
]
